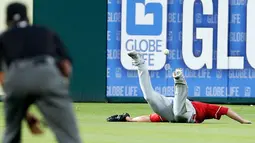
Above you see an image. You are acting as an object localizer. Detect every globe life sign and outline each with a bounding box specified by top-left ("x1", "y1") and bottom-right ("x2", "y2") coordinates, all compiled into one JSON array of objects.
[{"x1": 182, "y1": 0, "x2": 255, "y2": 70}]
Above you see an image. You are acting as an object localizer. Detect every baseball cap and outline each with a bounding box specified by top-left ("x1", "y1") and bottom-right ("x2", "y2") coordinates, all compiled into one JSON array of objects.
[{"x1": 6, "y1": 2, "x2": 28, "y2": 22}]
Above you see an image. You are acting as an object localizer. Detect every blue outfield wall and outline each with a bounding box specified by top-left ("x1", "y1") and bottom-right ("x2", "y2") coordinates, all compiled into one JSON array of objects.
[{"x1": 107, "y1": 0, "x2": 255, "y2": 103}]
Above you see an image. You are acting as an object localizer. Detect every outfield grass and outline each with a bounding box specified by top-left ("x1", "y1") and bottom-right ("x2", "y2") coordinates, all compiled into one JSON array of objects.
[{"x1": 0, "y1": 102, "x2": 255, "y2": 143}]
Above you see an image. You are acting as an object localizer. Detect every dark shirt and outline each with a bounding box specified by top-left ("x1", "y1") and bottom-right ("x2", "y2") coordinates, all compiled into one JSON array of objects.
[{"x1": 0, "y1": 24, "x2": 71, "y2": 67}]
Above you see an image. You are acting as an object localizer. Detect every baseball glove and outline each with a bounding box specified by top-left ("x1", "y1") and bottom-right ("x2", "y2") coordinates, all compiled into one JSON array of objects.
[
  {"x1": 26, "y1": 113, "x2": 44, "y2": 135},
  {"x1": 106, "y1": 113, "x2": 130, "y2": 122}
]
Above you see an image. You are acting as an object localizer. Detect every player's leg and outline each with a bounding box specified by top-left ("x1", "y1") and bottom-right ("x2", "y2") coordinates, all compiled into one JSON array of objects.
[
  {"x1": 172, "y1": 69, "x2": 195, "y2": 123},
  {"x1": 34, "y1": 64, "x2": 82, "y2": 143},
  {"x1": 36, "y1": 93, "x2": 82, "y2": 143},
  {"x1": 128, "y1": 51, "x2": 175, "y2": 122},
  {"x1": 2, "y1": 93, "x2": 32, "y2": 143},
  {"x1": 127, "y1": 51, "x2": 154, "y2": 102},
  {"x1": 1, "y1": 66, "x2": 35, "y2": 143}
]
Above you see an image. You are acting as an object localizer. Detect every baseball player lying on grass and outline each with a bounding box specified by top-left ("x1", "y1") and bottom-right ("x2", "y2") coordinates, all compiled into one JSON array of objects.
[{"x1": 107, "y1": 51, "x2": 251, "y2": 124}]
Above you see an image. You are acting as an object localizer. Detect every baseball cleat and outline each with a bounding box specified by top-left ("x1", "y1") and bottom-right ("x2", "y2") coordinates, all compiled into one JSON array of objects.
[
  {"x1": 127, "y1": 51, "x2": 144, "y2": 66},
  {"x1": 128, "y1": 51, "x2": 139, "y2": 60},
  {"x1": 172, "y1": 68, "x2": 187, "y2": 85},
  {"x1": 172, "y1": 68, "x2": 183, "y2": 79}
]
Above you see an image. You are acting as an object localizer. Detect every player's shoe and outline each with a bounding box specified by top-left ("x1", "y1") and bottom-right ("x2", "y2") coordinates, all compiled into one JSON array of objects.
[
  {"x1": 127, "y1": 51, "x2": 145, "y2": 66},
  {"x1": 172, "y1": 68, "x2": 186, "y2": 85},
  {"x1": 172, "y1": 68, "x2": 183, "y2": 79}
]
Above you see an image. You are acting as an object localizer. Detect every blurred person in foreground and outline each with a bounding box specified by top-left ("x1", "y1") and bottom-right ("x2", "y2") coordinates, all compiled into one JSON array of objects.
[
  {"x1": 0, "y1": 2, "x2": 82, "y2": 143},
  {"x1": 107, "y1": 51, "x2": 251, "y2": 124}
]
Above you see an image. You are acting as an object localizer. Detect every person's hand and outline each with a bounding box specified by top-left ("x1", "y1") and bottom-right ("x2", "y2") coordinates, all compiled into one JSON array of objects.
[
  {"x1": 0, "y1": 72, "x2": 4, "y2": 85},
  {"x1": 241, "y1": 120, "x2": 252, "y2": 124},
  {"x1": 58, "y1": 59, "x2": 72, "y2": 78},
  {"x1": 26, "y1": 113, "x2": 44, "y2": 135}
]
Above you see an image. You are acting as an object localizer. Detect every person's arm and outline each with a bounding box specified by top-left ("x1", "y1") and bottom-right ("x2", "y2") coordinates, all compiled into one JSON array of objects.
[
  {"x1": 107, "y1": 113, "x2": 167, "y2": 123},
  {"x1": 125, "y1": 115, "x2": 151, "y2": 122},
  {"x1": 53, "y1": 33, "x2": 72, "y2": 63},
  {"x1": 53, "y1": 33, "x2": 72, "y2": 77},
  {"x1": 226, "y1": 108, "x2": 251, "y2": 124},
  {"x1": 0, "y1": 35, "x2": 4, "y2": 85},
  {"x1": 126, "y1": 113, "x2": 169, "y2": 122},
  {"x1": 210, "y1": 104, "x2": 251, "y2": 124}
]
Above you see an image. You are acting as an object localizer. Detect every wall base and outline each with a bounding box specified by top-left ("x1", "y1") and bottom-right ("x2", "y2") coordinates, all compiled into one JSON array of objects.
[{"x1": 107, "y1": 97, "x2": 255, "y2": 105}]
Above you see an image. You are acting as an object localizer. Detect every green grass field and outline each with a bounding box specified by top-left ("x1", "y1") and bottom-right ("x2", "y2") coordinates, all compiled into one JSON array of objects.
[{"x1": 0, "y1": 102, "x2": 255, "y2": 143}]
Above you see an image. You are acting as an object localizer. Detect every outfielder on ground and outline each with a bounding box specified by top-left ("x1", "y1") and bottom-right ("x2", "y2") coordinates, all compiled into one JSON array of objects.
[{"x1": 107, "y1": 51, "x2": 251, "y2": 124}]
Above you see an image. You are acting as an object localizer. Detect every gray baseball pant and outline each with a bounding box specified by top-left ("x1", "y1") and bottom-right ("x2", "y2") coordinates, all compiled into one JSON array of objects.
[
  {"x1": 137, "y1": 64, "x2": 175, "y2": 122},
  {"x1": 1, "y1": 56, "x2": 82, "y2": 143},
  {"x1": 173, "y1": 73, "x2": 196, "y2": 123}
]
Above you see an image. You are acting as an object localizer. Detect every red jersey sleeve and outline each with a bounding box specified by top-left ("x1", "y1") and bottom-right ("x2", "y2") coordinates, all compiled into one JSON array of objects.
[
  {"x1": 149, "y1": 113, "x2": 168, "y2": 122},
  {"x1": 211, "y1": 105, "x2": 229, "y2": 120}
]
